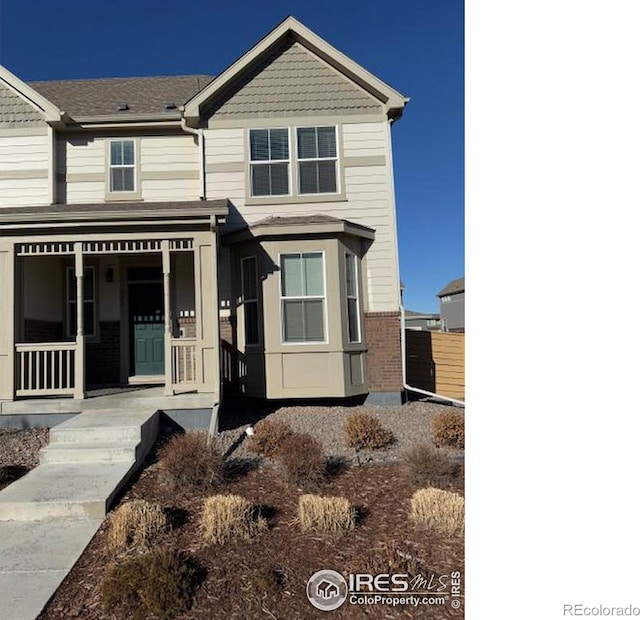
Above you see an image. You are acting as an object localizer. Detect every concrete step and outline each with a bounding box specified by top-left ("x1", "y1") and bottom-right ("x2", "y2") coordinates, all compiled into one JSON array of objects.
[
  {"x1": 0, "y1": 462, "x2": 136, "y2": 521},
  {"x1": 48, "y1": 407, "x2": 157, "y2": 445},
  {"x1": 50, "y1": 425, "x2": 142, "y2": 444},
  {"x1": 40, "y1": 440, "x2": 140, "y2": 464}
]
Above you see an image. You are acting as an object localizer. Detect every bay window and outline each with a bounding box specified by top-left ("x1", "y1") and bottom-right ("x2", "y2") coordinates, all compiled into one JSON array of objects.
[{"x1": 280, "y1": 252, "x2": 325, "y2": 343}]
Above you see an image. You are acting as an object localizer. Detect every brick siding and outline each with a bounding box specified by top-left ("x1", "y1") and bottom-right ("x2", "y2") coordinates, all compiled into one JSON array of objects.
[
  {"x1": 364, "y1": 312, "x2": 403, "y2": 392},
  {"x1": 86, "y1": 321, "x2": 120, "y2": 385},
  {"x1": 23, "y1": 319, "x2": 63, "y2": 343}
]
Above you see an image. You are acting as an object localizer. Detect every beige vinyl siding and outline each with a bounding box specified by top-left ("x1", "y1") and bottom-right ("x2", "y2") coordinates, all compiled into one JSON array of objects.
[
  {"x1": 205, "y1": 128, "x2": 244, "y2": 163},
  {"x1": 0, "y1": 178, "x2": 49, "y2": 206},
  {"x1": 205, "y1": 120, "x2": 400, "y2": 312},
  {"x1": 58, "y1": 136, "x2": 104, "y2": 203},
  {"x1": 342, "y1": 122, "x2": 387, "y2": 158},
  {"x1": 58, "y1": 133, "x2": 200, "y2": 203},
  {"x1": 0, "y1": 135, "x2": 49, "y2": 206}
]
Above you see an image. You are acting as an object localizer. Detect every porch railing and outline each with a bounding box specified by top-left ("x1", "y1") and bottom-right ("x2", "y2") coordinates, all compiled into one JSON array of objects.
[
  {"x1": 15, "y1": 342, "x2": 76, "y2": 397},
  {"x1": 170, "y1": 339, "x2": 198, "y2": 388}
]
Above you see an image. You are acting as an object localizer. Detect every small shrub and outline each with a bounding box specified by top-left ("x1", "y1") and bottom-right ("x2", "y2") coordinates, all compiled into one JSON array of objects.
[
  {"x1": 247, "y1": 418, "x2": 293, "y2": 458},
  {"x1": 431, "y1": 410, "x2": 465, "y2": 449},
  {"x1": 107, "y1": 499, "x2": 167, "y2": 553},
  {"x1": 200, "y1": 494, "x2": 265, "y2": 544},
  {"x1": 344, "y1": 412, "x2": 394, "y2": 451},
  {"x1": 159, "y1": 431, "x2": 224, "y2": 491},
  {"x1": 298, "y1": 494, "x2": 356, "y2": 534},
  {"x1": 401, "y1": 442, "x2": 455, "y2": 488},
  {"x1": 410, "y1": 488, "x2": 464, "y2": 537},
  {"x1": 277, "y1": 432, "x2": 326, "y2": 488},
  {"x1": 101, "y1": 549, "x2": 199, "y2": 620}
]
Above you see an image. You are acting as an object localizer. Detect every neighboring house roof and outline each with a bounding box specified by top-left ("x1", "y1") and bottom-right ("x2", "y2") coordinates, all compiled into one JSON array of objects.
[
  {"x1": 28, "y1": 75, "x2": 213, "y2": 119},
  {"x1": 405, "y1": 310, "x2": 440, "y2": 319},
  {"x1": 438, "y1": 277, "x2": 464, "y2": 297}
]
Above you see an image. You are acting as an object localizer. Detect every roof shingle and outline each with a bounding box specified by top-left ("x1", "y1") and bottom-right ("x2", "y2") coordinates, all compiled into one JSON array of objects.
[
  {"x1": 28, "y1": 75, "x2": 213, "y2": 118},
  {"x1": 438, "y1": 277, "x2": 464, "y2": 297}
]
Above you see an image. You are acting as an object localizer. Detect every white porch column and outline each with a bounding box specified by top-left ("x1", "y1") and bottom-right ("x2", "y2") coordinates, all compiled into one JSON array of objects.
[
  {"x1": 0, "y1": 242, "x2": 15, "y2": 401},
  {"x1": 162, "y1": 241, "x2": 173, "y2": 396},
  {"x1": 73, "y1": 242, "x2": 85, "y2": 399}
]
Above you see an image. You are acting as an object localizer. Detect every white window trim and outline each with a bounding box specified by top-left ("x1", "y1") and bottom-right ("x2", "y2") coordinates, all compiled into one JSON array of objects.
[
  {"x1": 65, "y1": 265, "x2": 97, "y2": 338},
  {"x1": 295, "y1": 125, "x2": 340, "y2": 196},
  {"x1": 279, "y1": 251, "x2": 328, "y2": 345},
  {"x1": 240, "y1": 255, "x2": 260, "y2": 347},
  {"x1": 108, "y1": 139, "x2": 137, "y2": 194},
  {"x1": 345, "y1": 253, "x2": 362, "y2": 344},
  {"x1": 248, "y1": 128, "x2": 292, "y2": 198}
]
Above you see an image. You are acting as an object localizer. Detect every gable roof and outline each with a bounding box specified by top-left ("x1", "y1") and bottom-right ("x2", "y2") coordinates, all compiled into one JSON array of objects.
[
  {"x1": 438, "y1": 277, "x2": 465, "y2": 297},
  {"x1": 184, "y1": 16, "x2": 408, "y2": 125},
  {"x1": 28, "y1": 75, "x2": 213, "y2": 120},
  {"x1": 0, "y1": 65, "x2": 63, "y2": 125}
]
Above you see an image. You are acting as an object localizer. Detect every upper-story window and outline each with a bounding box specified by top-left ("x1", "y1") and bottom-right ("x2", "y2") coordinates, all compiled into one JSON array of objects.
[
  {"x1": 249, "y1": 126, "x2": 339, "y2": 198},
  {"x1": 297, "y1": 127, "x2": 337, "y2": 194},
  {"x1": 441, "y1": 295, "x2": 452, "y2": 303},
  {"x1": 109, "y1": 140, "x2": 136, "y2": 193},
  {"x1": 249, "y1": 129, "x2": 290, "y2": 196}
]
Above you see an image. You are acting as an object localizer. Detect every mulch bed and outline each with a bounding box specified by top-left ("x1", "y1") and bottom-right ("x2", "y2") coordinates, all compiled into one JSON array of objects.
[
  {"x1": 0, "y1": 427, "x2": 49, "y2": 491},
  {"x1": 39, "y1": 437, "x2": 464, "y2": 620}
]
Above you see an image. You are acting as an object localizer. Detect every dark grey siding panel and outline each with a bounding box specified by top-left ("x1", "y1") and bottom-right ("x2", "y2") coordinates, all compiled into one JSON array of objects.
[
  {"x1": 210, "y1": 43, "x2": 382, "y2": 119},
  {"x1": 440, "y1": 292, "x2": 465, "y2": 331},
  {"x1": 0, "y1": 82, "x2": 46, "y2": 128}
]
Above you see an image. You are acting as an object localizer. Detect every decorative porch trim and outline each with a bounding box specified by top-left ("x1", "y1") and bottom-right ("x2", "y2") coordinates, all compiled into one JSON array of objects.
[{"x1": 15, "y1": 238, "x2": 195, "y2": 256}]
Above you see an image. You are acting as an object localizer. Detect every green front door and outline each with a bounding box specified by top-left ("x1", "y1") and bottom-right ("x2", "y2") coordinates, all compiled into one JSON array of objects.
[
  {"x1": 129, "y1": 281, "x2": 164, "y2": 376},
  {"x1": 133, "y1": 317, "x2": 164, "y2": 375}
]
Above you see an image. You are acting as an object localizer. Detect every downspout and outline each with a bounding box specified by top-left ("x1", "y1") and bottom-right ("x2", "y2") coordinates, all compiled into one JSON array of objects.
[
  {"x1": 180, "y1": 117, "x2": 205, "y2": 199},
  {"x1": 400, "y1": 305, "x2": 465, "y2": 407}
]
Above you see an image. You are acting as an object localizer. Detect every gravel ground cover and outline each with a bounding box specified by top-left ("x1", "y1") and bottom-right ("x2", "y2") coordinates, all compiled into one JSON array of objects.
[
  {"x1": 217, "y1": 398, "x2": 463, "y2": 465},
  {"x1": 0, "y1": 427, "x2": 49, "y2": 490}
]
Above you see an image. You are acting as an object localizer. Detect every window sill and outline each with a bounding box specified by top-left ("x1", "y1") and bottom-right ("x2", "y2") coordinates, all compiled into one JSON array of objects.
[{"x1": 246, "y1": 193, "x2": 346, "y2": 207}]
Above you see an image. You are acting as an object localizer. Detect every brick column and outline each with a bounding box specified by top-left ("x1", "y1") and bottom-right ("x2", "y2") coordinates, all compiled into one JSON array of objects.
[{"x1": 364, "y1": 311, "x2": 403, "y2": 401}]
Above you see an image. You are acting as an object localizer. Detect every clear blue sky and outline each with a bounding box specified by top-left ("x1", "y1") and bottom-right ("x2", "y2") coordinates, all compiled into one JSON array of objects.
[{"x1": 0, "y1": 0, "x2": 463, "y2": 314}]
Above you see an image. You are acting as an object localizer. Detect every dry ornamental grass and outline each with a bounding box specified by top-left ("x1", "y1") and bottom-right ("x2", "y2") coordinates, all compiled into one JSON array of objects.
[
  {"x1": 107, "y1": 499, "x2": 167, "y2": 553},
  {"x1": 101, "y1": 549, "x2": 199, "y2": 620},
  {"x1": 401, "y1": 441, "x2": 455, "y2": 488},
  {"x1": 344, "y1": 412, "x2": 394, "y2": 452},
  {"x1": 159, "y1": 431, "x2": 224, "y2": 491},
  {"x1": 247, "y1": 418, "x2": 293, "y2": 458},
  {"x1": 410, "y1": 487, "x2": 464, "y2": 537},
  {"x1": 276, "y1": 432, "x2": 326, "y2": 489},
  {"x1": 298, "y1": 494, "x2": 356, "y2": 534},
  {"x1": 200, "y1": 494, "x2": 265, "y2": 544},
  {"x1": 431, "y1": 409, "x2": 465, "y2": 449}
]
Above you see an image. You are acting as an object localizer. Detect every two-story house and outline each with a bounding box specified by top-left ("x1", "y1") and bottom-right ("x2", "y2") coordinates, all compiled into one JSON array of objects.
[
  {"x1": 0, "y1": 17, "x2": 408, "y2": 419},
  {"x1": 438, "y1": 277, "x2": 465, "y2": 332}
]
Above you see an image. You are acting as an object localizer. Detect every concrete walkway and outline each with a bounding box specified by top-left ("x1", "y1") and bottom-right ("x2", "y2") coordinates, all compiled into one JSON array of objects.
[{"x1": 0, "y1": 405, "x2": 160, "y2": 619}]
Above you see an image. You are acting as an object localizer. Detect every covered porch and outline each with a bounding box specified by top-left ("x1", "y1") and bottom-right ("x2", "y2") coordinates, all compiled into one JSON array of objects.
[{"x1": 0, "y1": 200, "x2": 228, "y2": 405}]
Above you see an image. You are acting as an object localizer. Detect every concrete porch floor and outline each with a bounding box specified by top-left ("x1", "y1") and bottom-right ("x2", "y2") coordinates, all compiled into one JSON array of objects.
[{"x1": 0, "y1": 386, "x2": 220, "y2": 432}]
